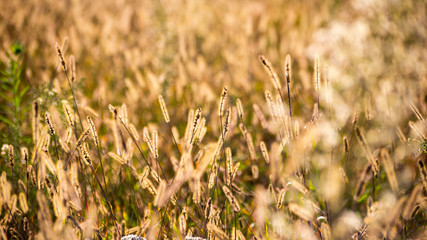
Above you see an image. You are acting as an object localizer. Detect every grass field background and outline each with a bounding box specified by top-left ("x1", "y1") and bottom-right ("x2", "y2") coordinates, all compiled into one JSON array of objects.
[{"x1": 0, "y1": 0, "x2": 426, "y2": 239}]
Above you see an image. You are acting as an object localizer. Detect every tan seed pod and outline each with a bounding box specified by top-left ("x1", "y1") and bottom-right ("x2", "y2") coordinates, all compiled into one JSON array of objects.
[
  {"x1": 260, "y1": 141, "x2": 270, "y2": 164},
  {"x1": 380, "y1": 149, "x2": 399, "y2": 192},
  {"x1": 19, "y1": 192, "x2": 28, "y2": 213},
  {"x1": 205, "y1": 198, "x2": 212, "y2": 219},
  {"x1": 79, "y1": 144, "x2": 92, "y2": 166},
  {"x1": 207, "y1": 223, "x2": 228, "y2": 240},
  {"x1": 409, "y1": 101, "x2": 427, "y2": 129},
  {"x1": 70, "y1": 55, "x2": 76, "y2": 82},
  {"x1": 45, "y1": 113, "x2": 55, "y2": 135},
  {"x1": 56, "y1": 42, "x2": 67, "y2": 72},
  {"x1": 354, "y1": 163, "x2": 373, "y2": 201},
  {"x1": 153, "y1": 180, "x2": 167, "y2": 206},
  {"x1": 251, "y1": 165, "x2": 259, "y2": 179},
  {"x1": 152, "y1": 130, "x2": 158, "y2": 158},
  {"x1": 248, "y1": 133, "x2": 256, "y2": 161},
  {"x1": 222, "y1": 186, "x2": 240, "y2": 212},
  {"x1": 355, "y1": 127, "x2": 379, "y2": 176},
  {"x1": 21, "y1": 147, "x2": 28, "y2": 164},
  {"x1": 285, "y1": 54, "x2": 292, "y2": 83},
  {"x1": 8, "y1": 145, "x2": 14, "y2": 168},
  {"x1": 253, "y1": 104, "x2": 268, "y2": 129},
  {"x1": 231, "y1": 163, "x2": 240, "y2": 182},
  {"x1": 343, "y1": 136, "x2": 349, "y2": 154},
  {"x1": 62, "y1": 101, "x2": 75, "y2": 127},
  {"x1": 276, "y1": 188, "x2": 286, "y2": 209},
  {"x1": 259, "y1": 55, "x2": 281, "y2": 92},
  {"x1": 236, "y1": 98, "x2": 244, "y2": 119},
  {"x1": 219, "y1": 86, "x2": 228, "y2": 117},
  {"x1": 129, "y1": 124, "x2": 140, "y2": 143},
  {"x1": 109, "y1": 152, "x2": 126, "y2": 165},
  {"x1": 87, "y1": 116, "x2": 99, "y2": 147},
  {"x1": 76, "y1": 128, "x2": 90, "y2": 148},
  {"x1": 409, "y1": 121, "x2": 426, "y2": 139},
  {"x1": 418, "y1": 159, "x2": 427, "y2": 192},
  {"x1": 403, "y1": 185, "x2": 422, "y2": 220},
  {"x1": 226, "y1": 148, "x2": 233, "y2": 186},
  {"x1": 158, "y1": 95, "x2": 170, "y2": 123},
  {"x1": 208, "y1": 159, "x2": 218, "y2": 189},
  {"x1": 288, "y1": 202, "x2": 314, "y2": 221},
  {"x1": 32, "y1": 100, "x2": 39, "y2": 143},
  {"x1": 179, "y1": 212, "x2": 187, "y2": 234},
  {"x1": 288, "y1": 178, "x2": 309, "y2": 195}
]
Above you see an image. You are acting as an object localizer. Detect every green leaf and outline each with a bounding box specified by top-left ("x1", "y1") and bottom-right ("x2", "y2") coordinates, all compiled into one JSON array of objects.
[
  {"x1": 19, "y1": 85, "x2": 30, "y2": 98},
  {"x1": 11, "y1": 43, "x2": 23, "y2": 55},
  {"x1": 0, "y1": 115, "x2": 13, "y2": 126},
  {"x1": 0, "y1": 91, "x2": 11, "y2": 102}
]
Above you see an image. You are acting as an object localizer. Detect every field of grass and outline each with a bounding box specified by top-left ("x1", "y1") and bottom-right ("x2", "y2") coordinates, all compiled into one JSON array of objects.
[{"x1": 0, "y1": 0, "x2": 426, "y2": 239}]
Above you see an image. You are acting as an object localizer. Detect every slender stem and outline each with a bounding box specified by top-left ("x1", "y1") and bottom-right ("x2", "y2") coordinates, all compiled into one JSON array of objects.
[
  {"x1": 88, "y1": 164, "x2": 120, "y2": 237},
  {"x1": 286, "y1": 79, "x2": 293, "y2": 127},
  {"x1": 168, "y1": 122, "x2": 181, "y2": 158}
]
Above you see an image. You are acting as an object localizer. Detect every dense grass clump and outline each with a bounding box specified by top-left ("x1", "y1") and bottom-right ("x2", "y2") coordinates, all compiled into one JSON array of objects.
[{"x1": 0, "y1": 0, "x2": 426, "y2": 239}]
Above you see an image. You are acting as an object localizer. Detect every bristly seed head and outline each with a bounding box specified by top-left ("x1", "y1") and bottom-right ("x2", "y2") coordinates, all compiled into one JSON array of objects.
[
  {"x1": 236, "y1": 98, "x2": 244, "y2": 119},
  {"x1": 285, "y1": 54, "x2": 292, "y2": 83},
  {"x1": 56, "y1": 42, "x2": 67, "y2": 72},
  {"x1": 45, "y1": 113, "x2": 55, "y2": 135},
  {"x1": 158, "y1": 95, "x2": 170, "y2": 123},
  {"x1": 219, "y1": 86, "x2": 228, "y2": 117}
]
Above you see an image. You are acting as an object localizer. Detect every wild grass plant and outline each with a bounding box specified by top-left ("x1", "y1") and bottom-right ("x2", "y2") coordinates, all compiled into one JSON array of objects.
[{"x1": 0, "y1": 0, "x2": 426, "y2": 239}]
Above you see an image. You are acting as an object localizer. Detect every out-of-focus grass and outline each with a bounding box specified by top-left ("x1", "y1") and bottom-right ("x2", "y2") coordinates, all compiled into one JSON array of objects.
[{"x1": 0, "y1": 0, "x2": 426, "y2": 239}]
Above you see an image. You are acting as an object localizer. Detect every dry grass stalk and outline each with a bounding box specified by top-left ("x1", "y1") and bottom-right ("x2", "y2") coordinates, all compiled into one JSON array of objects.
[
  {"x1": 226, "y1": 147, "x2": 233, "y2": 186},
  {"x1": 288, "y1": 178, "x2": 309, "y2": 195},
  {"x1": 153, "y1": 180, "x2": 167, "y2": 206},
  {"x1": 70, "y1": 55, "x2": 76, "y2": 82},
  {"x1": 190, "y1": 108, "x2": 202, "y2": 145},
  {"x1": 288, "y1": 203, "x2": 314, "y2": 221},
  {"x1": 62, "y1": 100, "x2": 75, "y2": 127},
  {"x1": 158, "y1": 95, "x2": 170, "y2": 123},
  {"x1": 45, "y1": 113, "x2": 55, "y2": 135},
  {"x1": 314, "y1": 56, "x2": 321, "y2": 106},
  {"x1": 396, "y1": 127, "x2": 407, "y2": 143},
  {"x1": 219, "y1": 86, "x2": 228, "y2": 117},
  {"x1": 207, "y1": 223, "x2": 228, "y2": 240},
  {"x1": 8, "y1": 145, "x2": 14, "y2": 168},
  {"x1": 222, "y1": 185, "x2": 240, "y2": 212},
  {"x1": 205, "y1": 197, "x2": 212, "y2": 219},
  {"x1": 184, "y1": 109, "x2": 194, "y2": 145},
  {"x1": 343, "y1": 136, "x2": 349, "y2": 155},
  {"x1": 87, "y1": 116, "x2": 99, "y2": 147},
  {"x1": 251, "y1": 165, "x2": 259, "y2": 179},
  {"x1": 418, "y1": 158, "x2": 427, "y2": 192},
  {"x1": 56, "y1": 42, "x2": 67, "y2": 72},
  {"x1": 402, "y1": 185, "x2": 422, "y2": 220},
  {"x1": 32, "y1": 100, "x2": 39, "y2": 143},
  {"x1": 380, "y1": 149, "x2": 399, "y2": 192},
  {"x1": 355, "y1": 127, "x2": 379, "y2": 176},
  {"x1": 259, "y1": 55, "x2": 281, "y2": 93},
  {"x1": 276, "y1": 188, "x2": 286, "y2": 209},
  {"x1": 76, "y1": 128, "x2": 90, "y2": 148},
  {"x1": 253, "y1": 104, "x2": 268, "y2": 129},
  {"x1": 409, "y1": 101, "x2": 427, "y2": 129},
  {"x1": 236, "y1": 98, "x2": 244, "y2": 119},
  {"x1": 354, "y1": 163, "x2": 373, "y2": 201},
  {"x1": 19, "y1": 192, "x2": 28, "y2": 213},
  {"x1": 223, "y1": 107, "x2": 231, "y2": 138},
  {"x1": 208, "y1": 159, "x2": 218, "y2": 189},
  {"x1": 409, "y1": 121, "x2": 426, "y2": 139},
  {"x1": 260, "y1": 141, "x2": 270, "y2": 164},
  {"x1": 265, "y1": 90, "x2": 277, "y2": 122},
  {"x1": 79, "y1": 144, "x2": 92, "y2": 166}
]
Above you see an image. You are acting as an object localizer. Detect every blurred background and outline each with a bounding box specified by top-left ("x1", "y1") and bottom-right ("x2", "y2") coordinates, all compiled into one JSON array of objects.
[{"x1": 0, "y1": 0, "x2": 426, "y2": 239}]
